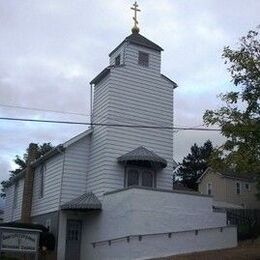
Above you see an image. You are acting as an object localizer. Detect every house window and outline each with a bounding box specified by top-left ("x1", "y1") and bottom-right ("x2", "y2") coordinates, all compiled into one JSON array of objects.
[
  {"x1": 13, "y1": 182, "x2": 19, "y2": 209},
  {"x1": 115, "y1": 54, "x2": 121, "y2": 66},
  {"x1": 127, "y1": 168, "x2": 139, "y2": 186},
  {"x1": 207, "y1": 183, "x2": 212, "y2": 195},
  {"x1": 245, "y1": 183, "x2": 251, "y2": 192},
  {"x1": 138, "y1": 51, "x2": 149, "y2": 67},
  {"x1": 39, "y1": 164, "x2": 46, "y2": 198},
  {"x1": 236, "y1": 182, "x2": 241, "y2": 194},
  {"x1": 126, "y1": 167, "x2": 155, "y2": 188}
]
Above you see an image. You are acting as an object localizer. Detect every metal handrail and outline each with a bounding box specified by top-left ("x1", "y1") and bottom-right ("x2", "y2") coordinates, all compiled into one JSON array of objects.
[{"x1": 91, "y1": 225, "x2": 235, "y2": 248}]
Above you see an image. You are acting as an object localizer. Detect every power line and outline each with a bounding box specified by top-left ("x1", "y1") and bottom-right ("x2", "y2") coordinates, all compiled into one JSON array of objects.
[
  {"x1": 0, "y1": 116, "x2": 221, "y2": 131},
  {"x1": 0, "y1": 103, "x2": 89, "y2": 117}
]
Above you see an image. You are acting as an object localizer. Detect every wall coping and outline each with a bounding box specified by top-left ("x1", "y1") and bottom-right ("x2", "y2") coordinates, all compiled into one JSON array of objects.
[{"x1": 104, "y1": 186, "x2": 212, "y2": 198}]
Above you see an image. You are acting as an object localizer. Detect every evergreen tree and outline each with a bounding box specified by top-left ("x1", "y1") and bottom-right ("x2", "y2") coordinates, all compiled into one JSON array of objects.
[
  {"x1": 1, "y1": 143, "x2": 53, "y2": 197},
  {"x1": 177, "y1": 140, "x2": 213, "y2": 190}
]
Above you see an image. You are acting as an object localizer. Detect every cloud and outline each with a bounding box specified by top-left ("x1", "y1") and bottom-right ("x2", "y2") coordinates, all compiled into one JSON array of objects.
[{"x1": 0, "y1": 0, "x2": 259, "y2": 182}]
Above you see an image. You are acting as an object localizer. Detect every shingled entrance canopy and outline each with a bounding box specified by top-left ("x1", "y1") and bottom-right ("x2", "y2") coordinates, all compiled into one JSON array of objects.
[
  {"x1": 61, "y1": 192, "x2": 102, "y2": 210},
  {"x1": 117, "y1": 146, "x2": 167, "y2": 169}
]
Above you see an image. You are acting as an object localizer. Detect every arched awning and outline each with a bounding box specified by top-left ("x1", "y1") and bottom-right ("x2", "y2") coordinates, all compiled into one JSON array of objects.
[{"x1": 117, "y1": 146, "x2": 167, "y2": 169}]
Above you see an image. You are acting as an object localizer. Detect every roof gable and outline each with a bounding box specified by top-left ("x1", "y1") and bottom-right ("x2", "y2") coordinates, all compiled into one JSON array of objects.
[
  {"x1": 4, "y1": 129, "x2": 93, "y2": 188},
  {"x1": 109, "y1": 32, "x2": 163, "y2": 57},
  {"x1": 161, "y1": 74, "x2": 178, "y2": 88},
  {"x1": 197, "y1": 167, "x2": 256, "y2": 184},
  {"x1": 90, "y1": 66, "x2": 112, "y2": 85}
]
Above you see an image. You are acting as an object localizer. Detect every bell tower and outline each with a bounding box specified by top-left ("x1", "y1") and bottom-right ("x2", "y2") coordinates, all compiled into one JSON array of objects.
[{"x1": 88, "y1": 2, "x2": 177, "y2": 197}]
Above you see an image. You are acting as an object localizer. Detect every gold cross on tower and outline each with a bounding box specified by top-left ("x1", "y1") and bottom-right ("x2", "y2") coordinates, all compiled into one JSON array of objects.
[{"x1": 131, "y1": 1, "x2": 141, "y2": 33}]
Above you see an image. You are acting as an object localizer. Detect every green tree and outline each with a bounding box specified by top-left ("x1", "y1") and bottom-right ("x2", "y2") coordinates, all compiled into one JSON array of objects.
[
  {"x1": 1, "y1": 143, "x2": 54, "y2": 197},
  {"x1": 177, "y1": 140, "x2": 213, "y2": 190},
  {"x1": 203, "y1": 27, "x2": 260, "y2": 195}
]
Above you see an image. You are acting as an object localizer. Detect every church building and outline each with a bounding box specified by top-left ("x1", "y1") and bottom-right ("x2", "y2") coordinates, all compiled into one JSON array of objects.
[{"x1": 3, "y1": 3, "x2": 237, "y2": 259}]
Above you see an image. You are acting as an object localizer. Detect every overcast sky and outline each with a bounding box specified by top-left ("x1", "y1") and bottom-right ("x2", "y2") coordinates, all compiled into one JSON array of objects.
[{"x1": 0, "y1": 0, "x2": 259, "y2": 184}]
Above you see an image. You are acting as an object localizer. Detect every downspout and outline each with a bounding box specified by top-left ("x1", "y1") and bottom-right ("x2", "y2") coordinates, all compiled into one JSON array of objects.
[
  {"x1": 57, "y1": 146, "x2": 66, "y2": 208},
  {"x1": 172, "y1": 87, "x2": 175, "y2": 189},
  {"x1": 57, "y1": 146, "x2": 66, "y2": 260},
  {"x1": 90, "y1": 83, "x2": 93, "y2": 128}
]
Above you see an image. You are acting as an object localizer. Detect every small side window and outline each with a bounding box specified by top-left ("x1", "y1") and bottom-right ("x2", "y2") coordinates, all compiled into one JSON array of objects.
[
  {"x1": 141, "y1": 169, "x2": 153, "y2": 187},
  {"x1": 236, "y1": 182, "x2": 241, "y2": 194},
  {"x1": 115, "y1": 54, "x2": 121, "y2": 66},
  {"x1": 127, "y1": 168, "x2": 139, "y2": 186},
  {"x1": 138, "y1": 51, "x2": 149, "y2": 67},
  {"x1": 245, "y1": 183, "x2": 251, "y2": 192},
  {"x1": 126, "y1": 167, "x2": 155, "y2": 188},
  {"x1": 207, "y1": 183, "x2": 212, "y2": 195}
]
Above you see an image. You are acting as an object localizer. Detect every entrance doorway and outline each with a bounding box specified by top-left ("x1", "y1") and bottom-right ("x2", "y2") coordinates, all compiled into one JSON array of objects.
[{"x1": 65, "y1": 219, "x2": 82, "y2": 260}]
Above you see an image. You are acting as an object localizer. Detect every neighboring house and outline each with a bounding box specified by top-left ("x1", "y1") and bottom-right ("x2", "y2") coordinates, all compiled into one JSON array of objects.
[
  {"x1": 3, "y1": 7, "x2": 237, "y2": 259},
  {"x1": 198, "y1": 168, "x2": 260, "y2": 209}
]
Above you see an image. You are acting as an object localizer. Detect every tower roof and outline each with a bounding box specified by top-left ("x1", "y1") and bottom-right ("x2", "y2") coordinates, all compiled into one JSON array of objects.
[
  {"x1": 109, "y1": 32, "x2": 163, "y2": 57},
  {"x1": 117, "y1": 146, "x2": 167, "y2": 168}
]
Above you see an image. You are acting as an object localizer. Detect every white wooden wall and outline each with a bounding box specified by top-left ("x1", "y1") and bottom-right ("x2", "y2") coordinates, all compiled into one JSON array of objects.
[
  {"x1": 87, "y1": 76, "x2": 111, "y2": 196},
  {"x1": 60, "y1": 136, "x2": 90, "y2": 205},
  {"x1": 4, "y1": 133, "x2": 92, "y2": 219},
  {"x1": 109, "y1": 42, "x2": 127, "y2": 66},
  {"x1": 88, "y1": 42, "x2": 174, "y2": 197},
  {"x1": 31, "y1": 154, "x2": 64, "y2": 216},
  {"x1": 4, "y1": 178, "x2": 24, "y2": 222},
  {"x1": 31, "y1": 135, "x2": 91, "y2": 215},
  {"x1": 3, "y1": 186, "x2": 14, "y2": 222}
]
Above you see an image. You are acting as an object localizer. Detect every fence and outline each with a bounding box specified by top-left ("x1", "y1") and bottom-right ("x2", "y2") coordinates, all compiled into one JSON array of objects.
[{"x1": 216, "y1": 208, "x2": 260, "y2": 240}]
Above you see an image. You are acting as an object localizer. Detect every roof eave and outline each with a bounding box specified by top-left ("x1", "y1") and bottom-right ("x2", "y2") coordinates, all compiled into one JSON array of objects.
[
  {"x1": 90, "y1": 66, "x2": 112, "y2": 85},
  {"x1": 109, "y1": 41, "x2": 126, "y2": 57},
  {"x1": 31, "y1": 145, "x2": 65, "y2": 168},
  {"x1": 161, "y1": 74, "x2": 178, "y2": 88}
]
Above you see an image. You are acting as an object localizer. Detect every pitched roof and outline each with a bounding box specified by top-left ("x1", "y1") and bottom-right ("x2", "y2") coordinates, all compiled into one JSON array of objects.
[
  {"x1": 197, "y1": 167, "x2": 257, "y2": 183},
  {"x1": 90, "y1": 66, "x2": 112, "y2": 85},
  {"x1": 221, "y1": 170, "x2": 257, "y2": 182},
  {"x1": 118, "y1": 146, "x2": 167, "y2": 168},
  {"x1": 109, "y1": 32, "x2": 163, "y2": 57},
  {"x1": 4, "y1": 129, "x2": 93, "y2": 188},
  {"x1": 161, "y1": 74, "x2": 178, "y2": 89},
  {"x1": 61, "y1": 192, "x2": 102, "y2": 210}
]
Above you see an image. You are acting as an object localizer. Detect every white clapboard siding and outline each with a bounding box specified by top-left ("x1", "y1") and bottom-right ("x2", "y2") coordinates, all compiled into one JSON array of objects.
[
  {"x1": 109, "y1": 42, "x2": 127, "y2": 66},
  {"x1": 88, "y1": 41, "x2": 174, "y2": 197},
  {"x1": 60, "y1": 136, "x2": 90, "y2": 205},
  {"x1": 31, "y1": 154, "x2": 64, "y2": 216},
  {"x1": 86, "y1": 74, "x2": 111, "y2": 196},
  {"x1": 92, "y1": 77, "x2": 110, "y2": 123},
  {"x1": 3, "y1": 186, "x2": 14, "y2": 222},
  {"x1": 86, "y1": 126, "x2": 108, "y2": 197},
  {"x1": 12, "y1": 178, "x2": 24, "y2": 221},
  {"x1": 3, "y1": 178, "x2": 24, "y2": 222},
  {"x1": 125, "y1": 44, "x2": 161, "y2": 74}
]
